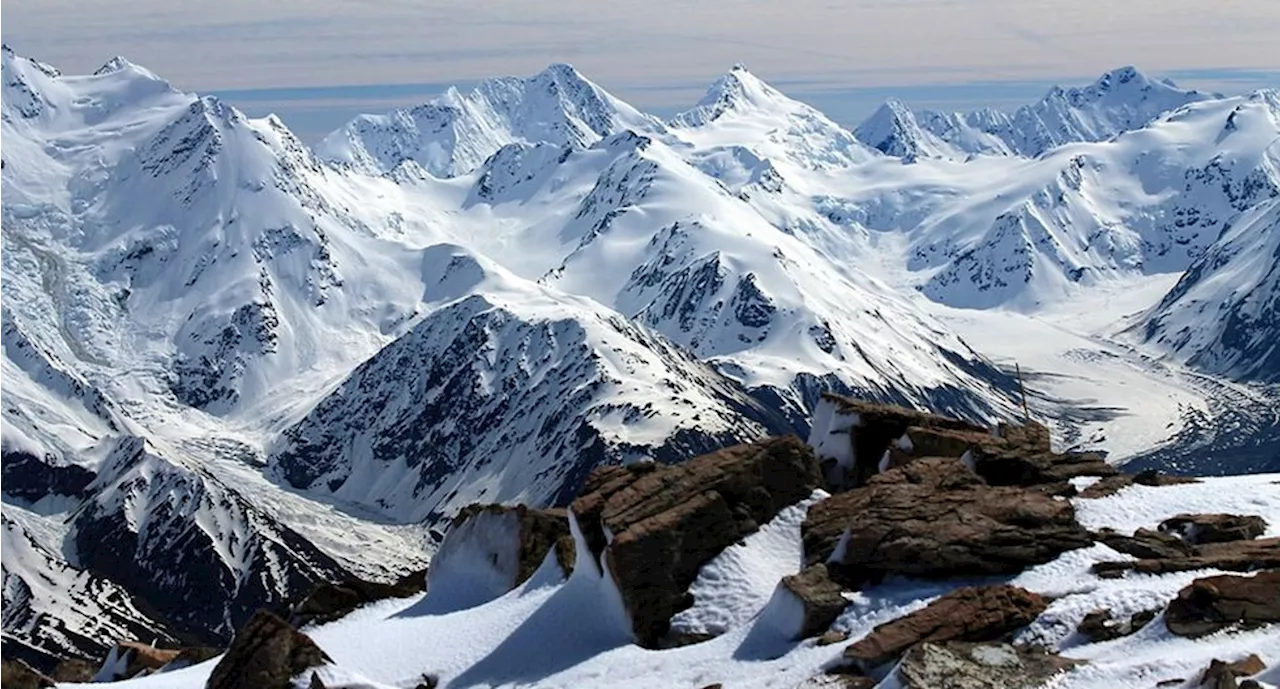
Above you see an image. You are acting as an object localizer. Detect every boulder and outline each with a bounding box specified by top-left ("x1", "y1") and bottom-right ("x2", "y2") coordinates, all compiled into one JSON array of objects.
[
  {"x1": 808, "y1": 395, "x2": 989, "y2": 489},
  {"x1": 1075, "y1": 608, "x2": 1158, "y2": 642},
  {"x1": 808, "y1": 395, "x2": 1114, "y2": 491},
  {"x1": 1165, "y1": 571, "x2": 1280, "y2": 638},
  {"x1": 804, "y1": 459, "x2": 1092, "y2": 585},
  {"x1": 1092, "y1": 527, "x2": 1196, "y2": 559},
  {"x1": 289, "y1": 568, "x2": 428, "y2": 628},
  {"x1": 1078, "y1": 470, "x2": 1199, "y2": 498},
  {"x1": 895, "y1": 642, "x2": 1079, "y2": 689},
  {"x1": 1201, "y1": 655, "x2": 1267, "y2": 689},
  {"x1": 778, "y1": 564, "x2": 850, "y2": 639},
  {"x1": 205, "y1": 610, "x2": 331, "y2": 689},
  {"x1": 51, "y1": 658, "x2": 96, "y2": 682},
  {"x1": 794, "y1": 673, "x2": 877, "y2": 689},
  {"x1": 571, "y1": 435, "x2": 825, "y2": 647},
  {"x1": 1093, "y1": 538, "x2": 1280, "y2": 577},
  {"x1": 0, "y1": 659, "x2": 55, "y2": 689},
  {"x1": 1158, "y1": 514, "x2": 1267, "y2": 545},
  {"x1": 95, "y1": 641, "x2": 180, "y2": 681},
  {"x1": 843, "y1": 584, "x2": 1048, "y2": 669}
]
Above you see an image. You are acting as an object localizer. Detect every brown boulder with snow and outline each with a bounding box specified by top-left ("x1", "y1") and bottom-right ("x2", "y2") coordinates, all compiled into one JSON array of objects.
[
  {"x1": 205, "y1": 610, "x2": 331, "y2": 689},
  {"x1": 1093, "y1": 538, "x2": 1280, "y2": 577},
  {"x1": 570, "y1": 435, "x2": 825, "y2": 647},
  {"x1": 1158, "y1": 513, "x2": 1267, "y2": 545},
  {"x1": 804, "y1": 458, "x2": 1092, "y2": 585},
  {"x1": 288, "y1": 568, "x2": 428, "y2": 628},
  {"x1": 1164, "y1": 571, "x2": 1280, "y2": 638},
  {"x1": 843, "y1": 584, "x2": 1048, "y2": 669},
  {"x1": 779, "y1": 564, "x2": 850, "y2": 639}
]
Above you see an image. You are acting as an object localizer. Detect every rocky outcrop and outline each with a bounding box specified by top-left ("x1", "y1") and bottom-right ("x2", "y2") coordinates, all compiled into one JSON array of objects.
[
  {"x1": 95, "y1": 641, "x2": 180, "y2": 681},
  {"x1": 807, "y1": 395, "x2": 1114, "y2": 491},
  {"x1": 1078, "y1": 470, "x2": 1199, "y2": 498},
  {"x1": 778, "y1": 564, "x2": 850, "y2": 639},
  {"x1": 51, "y1": 658, "x2": 96, "y2": 683},
  {"x1": 0, "y1": 659, "x2": 55, "y2": 689},
  {"x1": 1075, "y1": 608, "x2": 1159, "y2": 642},
  {"x1": 205, "y1": 611, "x2": 331, "y2": 689},
  {"x1": 1092, "y1": 527, "x2": 1196, "y2": 559},
  {"x1": 843, "y1": 585, "x2": 1048, "y2": 669},
  {"x1": 287, "y1": 569, "x2": 428, "y2": 628},
  {"x1": 451, "y1": 504, "x2": 576, "y2": 583},
  {"x1": 895, "y1": 642, "x2": 1079, "y2": 689},
  {"x1": 1158, "y1": 514, "x2": 1267, "y2": 544},
  {"x1": 808, "y1": 396, "x2": 991, "y2": 488},
  {"x1": 1093, "y1": 538, "x2": 1280, "y2": 577},
  {"x1": 1201, "y1": 655, "x2": 1267, "y2": 689},
  {"x1": 570, "y1": 436, "x2": 825, "y2": 646},
  {"x1": 804, "y1": 459, "x2": 1092, "y2": 585},
  {"x1": 1164, "y1": 571, "x2": 1280, "y2": 638}
]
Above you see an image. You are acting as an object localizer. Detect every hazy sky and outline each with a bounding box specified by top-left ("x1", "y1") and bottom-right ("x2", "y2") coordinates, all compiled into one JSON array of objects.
[{"x1": 5, "y1": 1, "x2": 1278, "y2": 140}]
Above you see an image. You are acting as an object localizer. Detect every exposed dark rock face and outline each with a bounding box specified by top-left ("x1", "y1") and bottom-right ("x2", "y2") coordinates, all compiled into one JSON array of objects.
[
  {"x1": 843, "y1": 585, "x2": 1048, "y2": 669},
  {"x1": 778, "y1": 564, "x2": 850, "y2": 639},
  {"x1": 1164, "y1": 571, "x2": 1280, "y2": 638},
  {"x1": 1158, "y1": 513, "x2": 1267, "y2": 544},
  {"x1": 50, "y1": 658, "x2": 96, "y2": 683},
  {"x1": 1075, "y1": 608, "x2": 1159, "y2": 642},
  {"x1": 804, "y1": 459, "x2": 1092, "y2": 585},
  {"x1": 895, "y1": 642, "x2": 1079, "y2": 689},
  {"x1": 1093, "y1": 538, "x2": 1280, "y2": 577},
  {"x1": 205, "y1": 611, "x2": 331, "y2": 689},
  {"x1": 286, "y1": 569, "x2": 428, "y2": 628},
  {"x1": 570, "y1": 435, "x2": 825, "y2": 646}
]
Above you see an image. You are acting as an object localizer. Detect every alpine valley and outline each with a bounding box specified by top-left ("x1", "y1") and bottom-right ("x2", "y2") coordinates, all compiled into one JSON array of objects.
[{"x1": 2, "y1": 44, "x2": 1278, "y2": 676}]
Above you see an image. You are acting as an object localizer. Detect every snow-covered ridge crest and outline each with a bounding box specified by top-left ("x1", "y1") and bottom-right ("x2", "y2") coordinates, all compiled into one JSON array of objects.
[{"x1": 316, "y1": 62, "x2": 664, "y2": 178}]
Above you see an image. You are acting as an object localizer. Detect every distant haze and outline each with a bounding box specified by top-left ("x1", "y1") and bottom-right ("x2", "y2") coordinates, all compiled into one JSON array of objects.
[{"x1": 5, "y1": 0, "x2": 1278, "y2": 141}]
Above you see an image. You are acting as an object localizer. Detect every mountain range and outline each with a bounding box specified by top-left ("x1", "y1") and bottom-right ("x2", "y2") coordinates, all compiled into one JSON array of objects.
[{"x1": 2, "y1": 44, "x2": 1278, "y2": 668}]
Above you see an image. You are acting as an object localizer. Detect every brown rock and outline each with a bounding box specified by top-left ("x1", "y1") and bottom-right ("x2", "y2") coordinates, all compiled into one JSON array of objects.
[
  {"x1": 817, "y1": 629, "x2": 850, "y2": 646},
  {"x1": 795, "y1": 674, "x2": 877, "y2": 689},
  {"x1": 813, "y1": 395, "x2": 990, "y2": 488},
  {"x1": 165, "y1": 646, "x2": 223, "y2": 670},
  {"x1": 1158, "y1": 513, "x2": 1268, "y2": 544},
  {"x1": 205, "y1": 610, "x2": 331, "y2": 689},
  {"x1": 843, "y1": 584, "x2": 1048, "y2": 668},
  {"x1": 969, "y1": 444, "x2": 1115, "y2": 487},
  {"x1": 1093, "y1": 538, "x2": 1280, "y2": 577},
  {"x1": 895, "y1": 642, "x2": 1079, "y2": 689},
  {"x1": 95, "y1": 641, "x2": 181, "y2": 681},
  {"x1": 779, "y1": 564, "x2": 851, "y2": 639},
  {"x1": 289, "y1": 569, "x2": 427, "y2": 628},
  {"x1": 0, "y1": 659, "x2": 55, "y2": 689},
  {"x1": 50, "y1": 658, "x2": 96, "y2": 683},
  {"x1": 1202, "y1": 654, "x2": 1267, "y2": 689},
  {"x1": 805, "y1": 459, "x2": 1092, "y2": 584},
  {"x1": 1075, "y1": 608, "x2": 1159, "y2": 642},
  {"x1": 1092, "y1": 527, "x2": 1196, "y2": 559},
  {"x1": 998, "y1": 421, "x2": 1053, "y2": 453},
  {"x1": 1078, "y1": 470, "x2": 1200, "y2": 499},
  {"x1": 571, "y1": 435, "x2": 825, "y2": 647},
  {"x1": 1165, "y1": 571, "x2": 1280, "y2": 638}
]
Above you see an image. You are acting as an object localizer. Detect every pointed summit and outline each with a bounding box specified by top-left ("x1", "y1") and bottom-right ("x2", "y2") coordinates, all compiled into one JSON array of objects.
[{"x1": 319, "y1": 64, "x2": 661, "y2": 177}]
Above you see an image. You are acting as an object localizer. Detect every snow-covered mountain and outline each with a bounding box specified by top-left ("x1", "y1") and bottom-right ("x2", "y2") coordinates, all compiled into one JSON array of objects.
[
  {"x1": 855, "y1": 66, "x2": 1215, "y2": 161},
  {"x1": 316, "y1": 63, "x2": 663, "y2": 178},
  {"x1": 3, "y1": 42, "x2": 1278, "y2": 669}
]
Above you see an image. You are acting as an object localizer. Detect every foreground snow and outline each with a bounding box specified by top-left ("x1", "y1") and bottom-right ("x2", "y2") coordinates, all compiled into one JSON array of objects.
[{"x1": 75, "y1": 473, "x2": 1280, "y2": 689}]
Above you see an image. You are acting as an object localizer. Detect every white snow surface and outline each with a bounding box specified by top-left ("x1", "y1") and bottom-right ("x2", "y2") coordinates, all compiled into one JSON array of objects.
[{"x1": 81, "y1": 472, "x2": 1280, "y2": 689}]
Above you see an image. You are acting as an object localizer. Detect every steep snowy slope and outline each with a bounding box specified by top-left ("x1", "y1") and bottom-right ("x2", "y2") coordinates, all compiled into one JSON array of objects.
[
  {"x1": 1140, "y1": 197, "x2": 1280, "y2": 382},
  {"x1": 855, "y1": 66, "x2": 1215, "y2": 160},
  {"x1": 271, "y1": 245, "x2": 788, "y2": 522},
  {"x1": 317, "y1": 63, "x2": 663, "y2": 178}
]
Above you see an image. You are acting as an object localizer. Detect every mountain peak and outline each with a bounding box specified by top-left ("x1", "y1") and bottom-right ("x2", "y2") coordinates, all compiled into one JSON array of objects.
[{"x1": 94, "y1": 56, "x2": 134, "y2": 75}]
